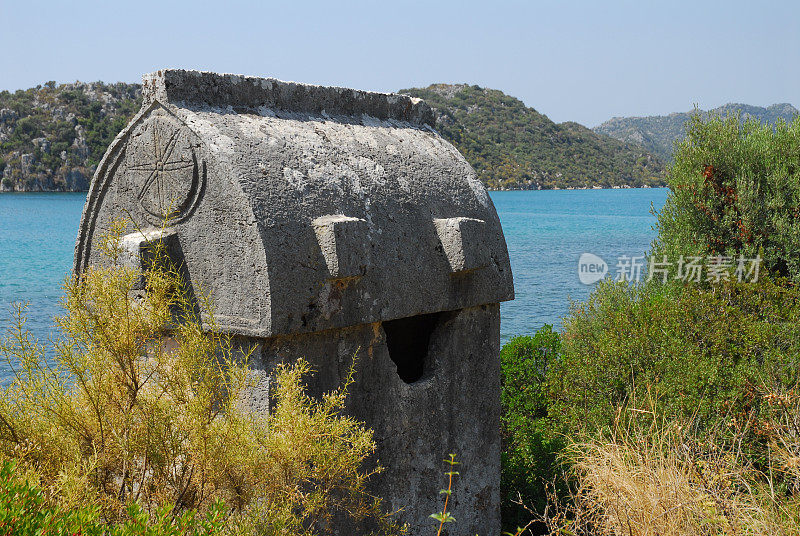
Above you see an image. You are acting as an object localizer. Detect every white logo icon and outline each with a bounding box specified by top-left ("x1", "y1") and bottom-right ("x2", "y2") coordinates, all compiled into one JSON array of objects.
[{"x1": 578, "y1": 253, "x2": 608, "y2": 284}]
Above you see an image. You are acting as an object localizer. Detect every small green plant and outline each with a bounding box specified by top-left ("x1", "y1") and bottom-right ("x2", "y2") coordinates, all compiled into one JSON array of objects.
[
  {"x1": 430, "y1": 454, "x2": 459, "y2": 535},
  {"x1": 557, "y1": 274, "x2": 800, "y2": 451},
  {"x1": 430, "y1": 454, "x2": 534, "y2": 536}
]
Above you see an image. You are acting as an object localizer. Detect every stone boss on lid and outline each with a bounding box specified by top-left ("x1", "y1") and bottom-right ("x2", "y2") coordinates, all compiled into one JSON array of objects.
[{"x1": 75, "y1": 69, "x2": 514, "y2": 535}]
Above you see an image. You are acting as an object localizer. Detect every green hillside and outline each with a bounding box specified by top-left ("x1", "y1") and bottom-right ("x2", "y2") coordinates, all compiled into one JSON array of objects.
[
  {"x1": 594, "y1": 103, "x2": 799, "y2": 161},
  {"x1": 400, "y1": 84, "x2": 666, "y2": 189},
  {"x1": 0, "y1": 82, "x2": 141, "y2": 191},
  {"x1": 0, "y1": 80, "x2": 667, "y2": 192}
]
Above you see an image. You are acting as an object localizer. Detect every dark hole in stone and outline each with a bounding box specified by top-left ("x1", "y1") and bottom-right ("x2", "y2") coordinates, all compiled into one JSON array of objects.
[{"x1": 382, "y1": 312, "x2": 441, "y2": 384}]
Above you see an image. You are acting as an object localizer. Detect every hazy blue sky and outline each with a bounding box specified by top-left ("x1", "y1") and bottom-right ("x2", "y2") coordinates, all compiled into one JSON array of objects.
[{"x1": 1, "y1": 0, "x2": 797, "y2": 126}]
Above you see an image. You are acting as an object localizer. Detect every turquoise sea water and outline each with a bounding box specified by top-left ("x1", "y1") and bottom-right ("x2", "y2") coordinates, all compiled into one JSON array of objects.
[
  {"x1": 492, "y1": 188, "x2": 669, "y2": 337},
  {"x1": 0, "y1": 193, "x2": 87, "y2": 345},
  {"x1": 0, "y1": 189, "x2": 669, "y2": 376}
]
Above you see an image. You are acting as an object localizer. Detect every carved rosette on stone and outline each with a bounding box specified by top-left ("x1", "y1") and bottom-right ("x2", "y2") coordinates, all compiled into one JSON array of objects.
[
  {"x1": 125, "y1": 111, "x2": 204, "y2": 224},
  {"x1": 74, "y1": 103, "x2": 208, "y2": 278}
]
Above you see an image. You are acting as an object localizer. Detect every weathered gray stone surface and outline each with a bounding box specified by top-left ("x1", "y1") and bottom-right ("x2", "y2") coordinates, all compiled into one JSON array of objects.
[
  {"x1": 75, "y1": 70, "x2": 514, "y2": 535},
  {"x1": 247, "y1": 304, "x2": 502, "y2": 535}
]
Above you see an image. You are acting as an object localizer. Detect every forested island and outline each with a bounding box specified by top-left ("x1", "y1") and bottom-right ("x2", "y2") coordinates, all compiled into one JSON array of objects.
[
  {"x1": 1, "y1": 79, "x2": 794, "y2": 192},
  {"x1": 0, "y1": 82, "x2": 141, "y2": 191},
  {"x1": 1, "y1": 80, "x2": 666, "y2": 192},
  {"x1": 400, "y1": 84, "x2": 666, "y2": 189}
]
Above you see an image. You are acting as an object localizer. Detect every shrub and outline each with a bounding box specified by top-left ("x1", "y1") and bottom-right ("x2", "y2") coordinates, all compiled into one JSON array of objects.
[
  {"x1": 0, "y1": 458, "x2": 228, "y2": 536},
  {"x1": 655, "y1": 112, "x2": 800, "y2": 281},
  {"x1": 553, "y1": 277, "x2": 800, "y2": 463},
  {"x1": 0, "y1": 221, "x2": 398, "y2": 535},
  {"x1": 500, "y1": 326, "x2": 563, "y2": 532},
  {"x1": 501, "y1": 279, "x2": 800, "y2": 531},
  {"x1": 503, "y1": 109, "x2": 800, "y2": 536}
]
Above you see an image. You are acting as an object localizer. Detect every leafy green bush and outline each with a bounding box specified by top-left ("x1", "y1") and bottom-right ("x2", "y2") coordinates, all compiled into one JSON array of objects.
[
  {"x1": 500, "y1": 326, "x2": 563, "y2": 532},
  {"x1": 504, "y1": 278, "x2": 800, "y2": 532},
  {"x1": 545, "y1": 112, "x2": 800, "y2": 462},
  {"x1": 0, "y1": 459, "x2": 227, "y2": 536},
  {"x1": 499, "y1": 110, "x2": 800, "y2": 535},
  {"x1": 554, "y1": 277, "x2": 800, "y2": 458},
  {"x1": 655, "y1": 112, "x2": 800, "y2": 281}
]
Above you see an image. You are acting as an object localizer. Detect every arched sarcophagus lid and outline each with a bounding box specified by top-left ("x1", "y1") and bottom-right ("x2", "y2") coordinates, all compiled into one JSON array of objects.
[{"x1": 75, "y1": 69, "x2": 514, "y2": 338}]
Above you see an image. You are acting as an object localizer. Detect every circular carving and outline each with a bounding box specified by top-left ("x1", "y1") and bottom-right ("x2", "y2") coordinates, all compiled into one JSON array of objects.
[{"x1": 127, "y1": 115, "x2": 203, "y2": 224}]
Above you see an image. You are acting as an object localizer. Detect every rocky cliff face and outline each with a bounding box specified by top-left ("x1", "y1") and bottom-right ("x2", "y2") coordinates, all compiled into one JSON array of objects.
[{"x1": 0, "y1": 82, "x2": 141, "y2": 191}]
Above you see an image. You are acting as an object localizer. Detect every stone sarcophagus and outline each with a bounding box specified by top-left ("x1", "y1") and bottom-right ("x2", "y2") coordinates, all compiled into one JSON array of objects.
[{"x1": 75, "y1": 70, "x2": 514, "y2": 534}]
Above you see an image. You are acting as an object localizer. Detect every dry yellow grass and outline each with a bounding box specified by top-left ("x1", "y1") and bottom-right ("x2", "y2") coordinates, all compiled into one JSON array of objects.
[{"x1": 542, "y1": 400, "x2": 800, "y2": 536}]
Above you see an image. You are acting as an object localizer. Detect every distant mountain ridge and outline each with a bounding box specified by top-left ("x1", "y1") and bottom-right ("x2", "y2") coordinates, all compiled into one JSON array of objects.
[
  {"x1": 594, "y1": 103, "x2": 799, "y2": 161},
  {"x1": 400, "y1": 84, "x2": 665, "y2": 189}
]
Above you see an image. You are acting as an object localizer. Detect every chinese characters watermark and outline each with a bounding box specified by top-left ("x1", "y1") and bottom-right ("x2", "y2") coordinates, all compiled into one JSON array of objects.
[{"x1": 579, "y1": 254, "x2": 762, "y2": 284}]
